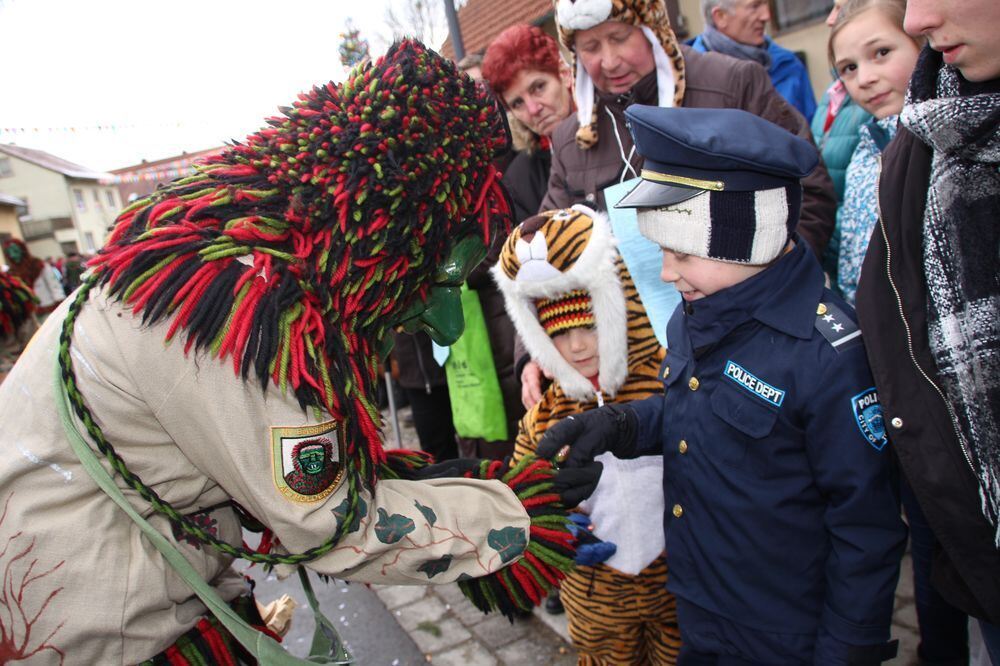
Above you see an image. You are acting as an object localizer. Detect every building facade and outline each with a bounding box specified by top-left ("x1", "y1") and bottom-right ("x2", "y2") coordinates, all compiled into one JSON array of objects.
[
  {"x1": 110, "y1": 146, "x2": 224, "y2": 205},
  {"x1": 0, "y1": 144, "x2": 119, "y2": 259}
]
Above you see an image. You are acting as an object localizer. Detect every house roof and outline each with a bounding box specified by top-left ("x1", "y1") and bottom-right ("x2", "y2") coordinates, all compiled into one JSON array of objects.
[
  {"x1": 0, "y1": 193, "x2": 25, "y2": 208},
  {"x1": 440, "y1": 0, "x2": 553, "y2": 60},
  {"x1": 0, "y1": 143, "x2": 109, "y2": 181},
  {"x1": 110, "y1": 146, "x2": 225, "y2": 175}
]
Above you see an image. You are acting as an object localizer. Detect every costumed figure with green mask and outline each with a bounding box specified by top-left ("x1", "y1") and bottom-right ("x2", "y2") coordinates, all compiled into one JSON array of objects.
[
  {"x1": 0, "y1": 269, "x2": 38, "y2": 368},
  {"x1": 0, "y1": 40, "x2": 590, "y2": 664}
]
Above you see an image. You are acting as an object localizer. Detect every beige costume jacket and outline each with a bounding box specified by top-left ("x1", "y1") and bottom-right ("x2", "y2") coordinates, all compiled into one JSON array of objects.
[{"x1": 0, "y1": 292, "x2": 527, "y2": 664}]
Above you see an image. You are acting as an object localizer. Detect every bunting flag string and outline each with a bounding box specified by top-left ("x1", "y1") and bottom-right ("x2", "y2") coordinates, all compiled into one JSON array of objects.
[
  {"x1": 0, "y1": 121, "x2": 229, "y2": 136},
  {"x1": 105, "y1": 166, "x2": 197, "y2": 185}
]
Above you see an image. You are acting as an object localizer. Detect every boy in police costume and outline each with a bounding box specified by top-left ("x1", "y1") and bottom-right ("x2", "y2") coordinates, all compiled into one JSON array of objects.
[{"x1": 538, "y1": 107, "x2": 907, "y2": 665}]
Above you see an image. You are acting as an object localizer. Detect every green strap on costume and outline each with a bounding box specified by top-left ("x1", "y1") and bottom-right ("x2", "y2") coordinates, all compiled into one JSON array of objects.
[{"x1": 54, "y1": 361, "x2": 352, "y2": 665}]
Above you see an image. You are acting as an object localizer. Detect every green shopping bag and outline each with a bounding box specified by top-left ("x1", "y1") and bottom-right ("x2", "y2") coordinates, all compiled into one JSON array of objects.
[{"x1": 444, "y1": 284, "x2": 507, "y2": 442}]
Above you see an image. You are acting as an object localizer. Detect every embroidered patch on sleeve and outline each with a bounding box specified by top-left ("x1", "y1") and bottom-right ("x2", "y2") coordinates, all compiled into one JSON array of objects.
[
  {"x1": 270, "y1": 420, "x2": 345, "y2": 502},
  {"x1": 852, "y1": 388, "x2": 888, "y2": 451}
]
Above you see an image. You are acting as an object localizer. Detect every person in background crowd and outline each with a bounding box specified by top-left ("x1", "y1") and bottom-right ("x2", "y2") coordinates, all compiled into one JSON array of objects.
[
  {"x1": 1, "y1": 238, "x2": 64, "y2": 316},
  {"x1": 815, "y1": 0, "x2": 871, "y2": 202},
  {"x1": 389, "y1": 330, "x2": 459, "y2": 461},
  {"x1": 483, "y1": 24, "x2": 575, "y2": 222},
  {"x1": 496, "y1": 207, "x2": 680, "y2": 664},
  {"x1": 831, "y1": 4, "x2": 968, "y2": 664},
  {"x1": 61, "y1": 250, "x2": 86, "y2": 295},
  {"x1": 689, "y1": 0, "x2": 817, "y2": 120},
  {"x1": 830, "y1": 0, "x2": 922, "y2": 306},
  {"x1": 521, "y1": 0, "x2": 837, "y2": 408},
  {"x1": 484, "y1": 24, "x2": 577, "y2": 424},
  {"x1": 543, "y1": 106, "x2": 906, "y2": 665},
  {"x1": 855, "y1": 0, "x2": 1000, "y2": 659},
  {"x1": 812, "y1": 0, "x2": 873, "y2": 288}
]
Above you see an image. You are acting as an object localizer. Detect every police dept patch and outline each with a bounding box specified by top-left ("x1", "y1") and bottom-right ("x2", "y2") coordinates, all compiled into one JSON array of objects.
[
  {"x1": 723, "y1": 360, "x2": 785, "y2": 408},
  {"x1": 852, "y1": 388, "x2": 888, "y2": 451},
  {"x1": 271, "y1": 421, "x2": 345, "y2": 502}
]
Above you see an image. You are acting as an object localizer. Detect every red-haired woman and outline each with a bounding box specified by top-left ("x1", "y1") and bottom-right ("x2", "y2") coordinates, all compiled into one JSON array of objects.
[
  {"x1": 483, "y1": 25, "x2": 577, "y2": 416},
  {"x1": 483, "y1": 25, "x2": 574, "y2": 222}
]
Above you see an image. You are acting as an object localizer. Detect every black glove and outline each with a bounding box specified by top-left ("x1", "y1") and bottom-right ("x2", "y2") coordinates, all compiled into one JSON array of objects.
[
  {"x1": 552, "y1": 462, "x2": 603, "y2": 507},
  {"x1": 535, "y1": 404, "x2": 639, "y2": 468},
  {"x1": 412, "y1": 458, "x2": 482, "y2": 480}
]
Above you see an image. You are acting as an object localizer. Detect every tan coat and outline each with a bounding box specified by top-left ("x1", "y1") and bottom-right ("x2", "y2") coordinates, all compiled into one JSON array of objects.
[{"x1": 0, "y1": 291, "x2": 528, "y2": 664}]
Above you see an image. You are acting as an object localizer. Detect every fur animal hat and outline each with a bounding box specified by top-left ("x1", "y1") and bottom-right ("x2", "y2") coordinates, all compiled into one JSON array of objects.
[
  {"x1": 553, "y1": 0, "x2": 686, "y2": 149},
  {"x1": 494, "y1": 205, "x2": 627, "y2": 401}
]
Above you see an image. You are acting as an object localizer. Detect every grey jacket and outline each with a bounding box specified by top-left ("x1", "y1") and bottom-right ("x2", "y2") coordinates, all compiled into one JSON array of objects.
[{"x1": 541, "y1": 46, "x2": 837, "y2": 257}]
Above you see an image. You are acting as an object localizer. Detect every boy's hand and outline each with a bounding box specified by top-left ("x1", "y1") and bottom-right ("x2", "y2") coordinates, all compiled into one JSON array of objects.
[{"x1": 536, "y1": 404, "x2": 639, "y2": 467}]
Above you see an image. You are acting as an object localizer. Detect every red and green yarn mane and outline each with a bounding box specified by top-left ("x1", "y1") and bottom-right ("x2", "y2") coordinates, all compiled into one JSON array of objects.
[{"x1": 88, "y1": 39, "x2": 512, "y2": 483}]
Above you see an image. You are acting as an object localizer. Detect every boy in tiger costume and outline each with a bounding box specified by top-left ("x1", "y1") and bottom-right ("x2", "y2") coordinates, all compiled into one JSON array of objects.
[{"x1": 494, "y1": 205, "x2": 681, "y2": 665}]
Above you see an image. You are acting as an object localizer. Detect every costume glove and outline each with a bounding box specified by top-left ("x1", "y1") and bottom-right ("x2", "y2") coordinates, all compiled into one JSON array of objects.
[
  {"x1": 535, "y1": 404, "x2": 639, "y2": 468},
  {"x1": 553, "y1": 461, "x2": 603, "y2": 507},
  {"x1": 411, "y1": 457, "x2": 482, "y2": 480}
]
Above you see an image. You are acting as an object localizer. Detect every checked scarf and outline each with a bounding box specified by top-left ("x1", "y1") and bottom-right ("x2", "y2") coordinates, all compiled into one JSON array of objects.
[{"x1": 901, "y1": 47, "x2": 1000, "y2": 544}]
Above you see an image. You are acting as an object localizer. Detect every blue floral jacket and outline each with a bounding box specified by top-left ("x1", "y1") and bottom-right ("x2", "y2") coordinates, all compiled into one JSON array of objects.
[{"x1": 837, "y1": 116, "x2": 898, "y2": 305}]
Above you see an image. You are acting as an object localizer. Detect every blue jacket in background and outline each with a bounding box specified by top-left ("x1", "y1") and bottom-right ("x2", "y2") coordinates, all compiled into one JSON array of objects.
[
  {"x1": 811, "y1": 82, "x2": 872, "y2": 202},
  {"x1": 630, "y1": 239, "x2": 906, "y2": 663},
  {"x1": 811, "y1": 81, "x2": 873, "y2": 287},
  {"x1": 837, "y1": 115, "x2": 897, "y2": 305},
  {"x1": 689, "y1": 34, "x2": 817, "y2": 122}
]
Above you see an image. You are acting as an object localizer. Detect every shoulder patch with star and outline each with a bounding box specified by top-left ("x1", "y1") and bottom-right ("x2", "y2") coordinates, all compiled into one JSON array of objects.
[
  {"x1": 270, "y1": 420, "x2": 345, "y2": 503},
  {"x1": 815, "y1": 302, "x2": 863, "y2": 352}
]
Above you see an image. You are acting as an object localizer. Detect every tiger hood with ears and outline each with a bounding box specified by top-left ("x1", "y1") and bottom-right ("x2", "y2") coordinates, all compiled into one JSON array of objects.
[{"x1": 494, "y1": 205, "x2": 629, "y2": 401}]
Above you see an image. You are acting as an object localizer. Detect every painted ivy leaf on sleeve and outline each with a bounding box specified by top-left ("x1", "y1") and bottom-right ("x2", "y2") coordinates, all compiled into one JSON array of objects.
[
  {"x1": 414, "y1": 500, "x2": 437, "y2": 526},
  {"x1": 417, "y1": 554, "x2": 453, "y2": 579},
  {"x1": 374, "y1": 508, "x2": 415, "y2": 544},
  {"x1": 487, "y1": 526, "x2": 527, "y2": 564},
  {"x1": 331, "y1": 495, "x2": 368, "y2": 534}
]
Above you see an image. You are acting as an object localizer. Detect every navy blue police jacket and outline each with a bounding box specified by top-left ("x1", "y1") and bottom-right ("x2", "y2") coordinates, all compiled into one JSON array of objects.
[{"x1": 630, "y1": 238, "x2": 907, "y2": 663}]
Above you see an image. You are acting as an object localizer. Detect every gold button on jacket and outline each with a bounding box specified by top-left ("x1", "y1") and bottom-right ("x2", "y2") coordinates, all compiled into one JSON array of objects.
[
  {"x1": 678, "y1": 440, "x2": 688, "y2": 454},
  {"x1": 688, "y1": 377, "x2": 700, "y2": 391},
  {"x1": 672, "y1": 504, "x2": 684, "y2": 518}
]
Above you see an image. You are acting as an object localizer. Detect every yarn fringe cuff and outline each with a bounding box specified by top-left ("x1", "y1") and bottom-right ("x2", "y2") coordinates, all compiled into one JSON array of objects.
[
  {"x1": 458, "y1": 453, "x2": 576, "y2": 620},
  {"x1": 379, "y1": 448, "x2": 434, "y2": 479}
]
